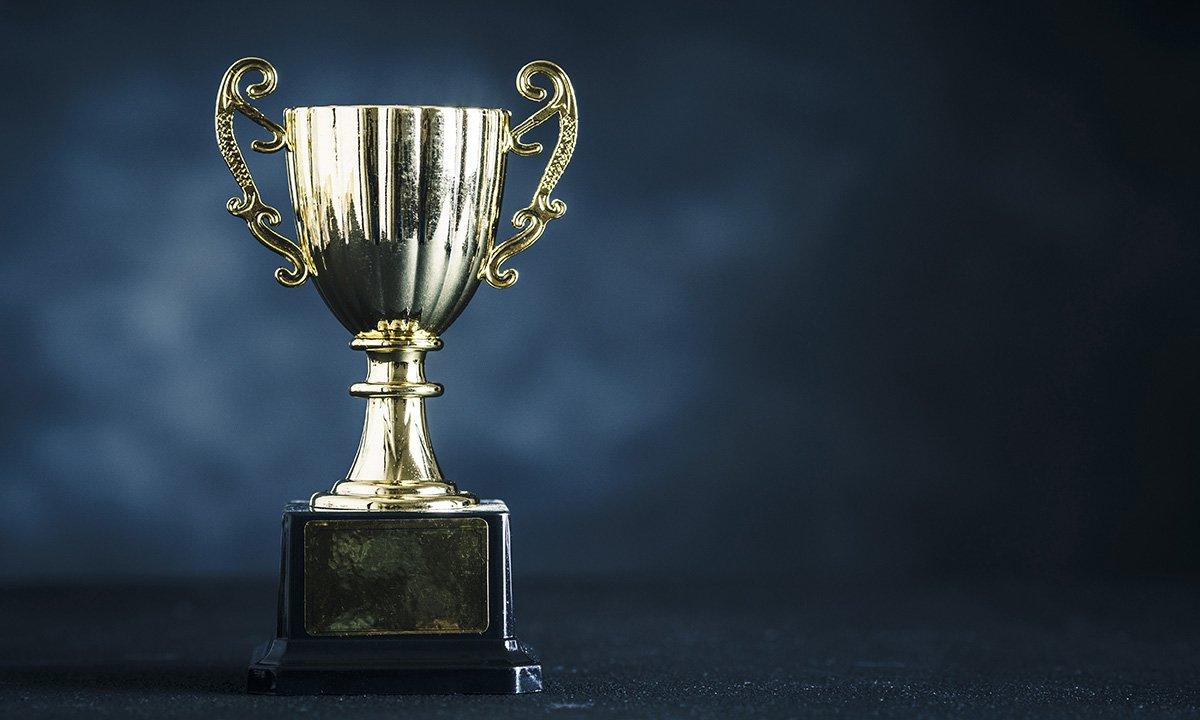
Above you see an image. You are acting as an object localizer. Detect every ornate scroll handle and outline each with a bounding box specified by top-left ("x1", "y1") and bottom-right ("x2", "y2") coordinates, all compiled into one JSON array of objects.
[
  {"x1": 215, "y1": 57, "x2": 309, "y2": 287},
  {"x1": 481, "y1": 60, "x2": 578, "y2": 289}
]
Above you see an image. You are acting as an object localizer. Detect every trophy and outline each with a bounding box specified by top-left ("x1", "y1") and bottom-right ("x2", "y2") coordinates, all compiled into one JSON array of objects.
[{"x1": 214, "y1": 57, "x2": 576, "y2": 694}]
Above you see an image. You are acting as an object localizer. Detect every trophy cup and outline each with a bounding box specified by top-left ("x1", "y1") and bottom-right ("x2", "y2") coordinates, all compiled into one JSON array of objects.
[{"x1": 214, "y1": 57, "x2": 576, "y2": 694}]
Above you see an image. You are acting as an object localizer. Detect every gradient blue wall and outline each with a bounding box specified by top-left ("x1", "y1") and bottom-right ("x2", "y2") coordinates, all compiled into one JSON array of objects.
[{"x1": 1, "y1": 1, "x2": 1196, "y2": 579}]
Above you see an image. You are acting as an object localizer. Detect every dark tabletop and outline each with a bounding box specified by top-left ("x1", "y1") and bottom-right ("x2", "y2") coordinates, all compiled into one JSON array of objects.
[{"x1": 1, "y1": 577, "x2": 1197, "y2": 719}]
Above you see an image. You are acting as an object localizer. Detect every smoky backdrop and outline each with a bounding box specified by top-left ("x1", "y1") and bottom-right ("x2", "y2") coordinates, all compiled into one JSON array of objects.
[{"x1": 0, "y1": 0, "x2": 1196, "y2": 581}]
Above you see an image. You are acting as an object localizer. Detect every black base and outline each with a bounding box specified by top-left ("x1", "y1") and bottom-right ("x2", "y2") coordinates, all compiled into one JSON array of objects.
[
  {"x1": 248, "y1": 502, "x2": 541, "y2": 695},
  {"x1": 247, "y1": 638, "x2": 542, "y2": 695}
]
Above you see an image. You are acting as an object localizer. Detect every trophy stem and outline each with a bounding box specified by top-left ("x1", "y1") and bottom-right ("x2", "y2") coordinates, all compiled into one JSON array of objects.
[{"x1": 309, "y1": 324, "x2": 478, "y2": 511}]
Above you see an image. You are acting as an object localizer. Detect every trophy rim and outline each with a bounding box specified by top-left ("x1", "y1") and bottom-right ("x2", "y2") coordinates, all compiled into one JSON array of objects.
[{"x1": 288, "y1": 104, "x2": 511, "y2": 115}]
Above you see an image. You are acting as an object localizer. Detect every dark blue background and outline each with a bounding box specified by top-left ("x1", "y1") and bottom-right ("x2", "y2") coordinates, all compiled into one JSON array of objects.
[{"x1": 0, "y1": 1, "x2": 1196, "y2": 581}]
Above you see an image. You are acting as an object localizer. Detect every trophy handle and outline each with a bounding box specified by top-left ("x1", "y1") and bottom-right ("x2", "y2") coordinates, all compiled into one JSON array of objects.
[
  {"x1": 481, "y1": 60, "x2": 578, "y2": 289},
  {"x1": 215, "y1": 57, "x2": 309, "y2": 287}
]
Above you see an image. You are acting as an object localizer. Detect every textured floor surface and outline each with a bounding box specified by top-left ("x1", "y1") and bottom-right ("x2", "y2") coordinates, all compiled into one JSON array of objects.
[{"x1": 1, "y1": 577, "x2": 1198, "y2": 718}]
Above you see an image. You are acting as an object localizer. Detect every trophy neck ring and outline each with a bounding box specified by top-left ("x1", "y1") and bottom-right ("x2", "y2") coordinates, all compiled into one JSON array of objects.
[{"x1": 350, "y1": 319, "x2": 443, "y2": 353}]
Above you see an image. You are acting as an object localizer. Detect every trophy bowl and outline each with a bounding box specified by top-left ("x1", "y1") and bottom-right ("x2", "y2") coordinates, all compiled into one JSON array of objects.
[{"x1": 288, "y1": 104, "x2": 507, "y2": 336}]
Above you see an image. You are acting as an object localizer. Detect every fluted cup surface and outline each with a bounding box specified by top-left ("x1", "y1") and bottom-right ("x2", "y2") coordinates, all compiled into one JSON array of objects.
[{"x1": 285, "y1": 105, "x2": 509, "y2": 335}]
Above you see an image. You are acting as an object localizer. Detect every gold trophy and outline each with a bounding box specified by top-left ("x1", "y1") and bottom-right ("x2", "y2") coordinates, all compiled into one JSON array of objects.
[{"x1": 215, "y1": 57, "x2": 576, "y2": 694}]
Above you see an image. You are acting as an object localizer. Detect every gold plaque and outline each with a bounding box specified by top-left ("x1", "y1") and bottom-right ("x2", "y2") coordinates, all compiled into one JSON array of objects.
[{"x1": 303, "y1": 518, "x2": 489, "y2": 635}]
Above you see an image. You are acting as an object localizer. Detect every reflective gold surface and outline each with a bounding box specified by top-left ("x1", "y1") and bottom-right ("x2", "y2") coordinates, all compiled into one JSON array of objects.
[
  {"x1": 214, "y1": 58, "x2": 578, "y2": 510},
  {"x1": 288, "y1": 104, "x2": 508, "y2": 334},
  {"x1": 481, "y1": 61, "x2": 578, "y2": 289},
  {"x1": 215, "y1": 58, "x2": 310, "y2": 287},
  {"x1": 310, "y1": 320, "x2": 479, "y2": 511}
]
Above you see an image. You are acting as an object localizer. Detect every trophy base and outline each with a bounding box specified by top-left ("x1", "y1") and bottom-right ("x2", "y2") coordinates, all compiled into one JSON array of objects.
[{"x1": 248, "y1": 500, "x2": 542, "y2": 695}]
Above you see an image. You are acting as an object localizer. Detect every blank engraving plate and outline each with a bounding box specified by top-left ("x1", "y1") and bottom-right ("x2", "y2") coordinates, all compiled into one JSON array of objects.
[{"x1": 304, "y1": 518, "x2": 489, "y2": 636}]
